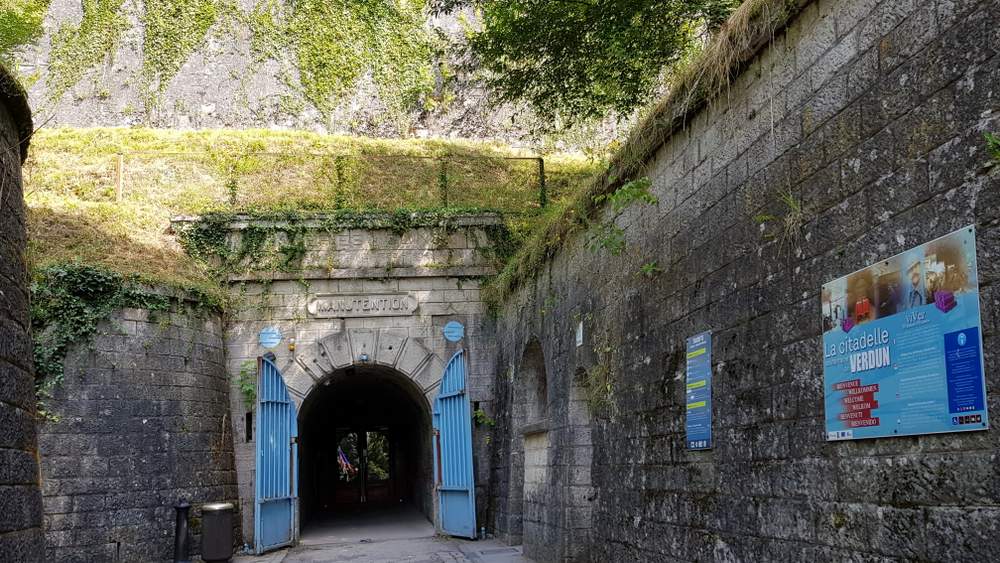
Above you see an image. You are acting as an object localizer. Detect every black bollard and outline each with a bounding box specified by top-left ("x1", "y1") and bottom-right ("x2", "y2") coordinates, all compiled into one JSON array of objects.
[{"x1": 174, "y1": 499, "x2": 191, "y2": 563}]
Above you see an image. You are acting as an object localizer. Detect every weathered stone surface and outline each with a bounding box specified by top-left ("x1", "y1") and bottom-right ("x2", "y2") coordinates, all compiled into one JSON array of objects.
[
  {"x1": 0, "y1": 67, "x2": 43, "y2": 563},
  {"x1": 488, "y1": 0, "x2": 1000, "y2": 561},
  {"x1": 37, "y1": 307, "x2": 239, "y2": 563},
  {"x1": 221, "y1": 218, "x2": 498, "y2": 545}
]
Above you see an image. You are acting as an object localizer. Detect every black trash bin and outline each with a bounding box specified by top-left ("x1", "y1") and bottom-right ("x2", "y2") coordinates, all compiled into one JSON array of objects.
[{"x1": 200, "y1": 502, "x2": 234, "y2": 562}]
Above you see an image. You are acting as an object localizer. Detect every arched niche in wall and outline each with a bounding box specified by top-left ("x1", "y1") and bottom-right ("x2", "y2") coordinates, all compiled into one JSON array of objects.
[
  {"x1": 509, "y1": 338, "x2": 552, "y2": 558},
  {"x1": 517, "y1": 339, "x2": 549, "y2": 428}
]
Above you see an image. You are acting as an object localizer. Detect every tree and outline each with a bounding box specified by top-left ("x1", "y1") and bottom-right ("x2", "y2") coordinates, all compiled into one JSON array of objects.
[{"x1": 437, "y1": 0, "x2": 739, "y2": 125}]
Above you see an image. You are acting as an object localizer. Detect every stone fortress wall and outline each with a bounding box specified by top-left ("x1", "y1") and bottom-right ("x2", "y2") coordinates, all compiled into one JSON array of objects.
[
  {"x1": 24, "y1": 209, "x2": 506, "y2": 559},
  {"x1": 36, "y1": 304, "x2": 239, "y2": 562},
  {"x1": 215, "y1": 217, "x2": 503, "y2": 546},
  {"x1": 11, "y1": 0, "x2": 1000, "y2": 561},
  {"x1": 0, "y1": 65, "x2": 44, "y2": 563},
  {"x1": 489, "y1": 0, "x2": 1000, "y2": 560}
]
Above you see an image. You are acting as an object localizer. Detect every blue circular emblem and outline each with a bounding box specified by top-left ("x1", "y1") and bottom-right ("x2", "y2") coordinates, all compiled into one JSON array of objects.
[
  {"x1": 442, "y1": 321, "x2": 465, "y2": 342},
  {"x1": 957, "y1": 332, "x2": 967, "y2": 346},
  {"x1": 259, "y1": 326, "x2": 282, "y2": 349}
]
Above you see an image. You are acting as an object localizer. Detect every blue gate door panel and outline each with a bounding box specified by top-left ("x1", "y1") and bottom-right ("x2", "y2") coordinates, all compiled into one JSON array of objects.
[
  {"x1": 255, "y1": 355, "x2": 298, "y2": 554},
  {"x1": 433, "y1": 350, "x2": 477, "y2": 539}
]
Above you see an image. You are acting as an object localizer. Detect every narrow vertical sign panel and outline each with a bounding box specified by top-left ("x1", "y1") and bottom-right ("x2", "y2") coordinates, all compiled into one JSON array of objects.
[
  {"x1": 822, "y1": 225, "x2": 988, "y2": 441},
  {"x1": 686, "y1": 331, "x2": 712, "y2": 450}
]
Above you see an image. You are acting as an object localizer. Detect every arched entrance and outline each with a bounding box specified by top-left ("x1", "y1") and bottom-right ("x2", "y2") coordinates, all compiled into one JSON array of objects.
[
  {"x1": 250, "y1": 329, "x2": 477, "y2": 548},
  {"x1": 297, "y1": 365, "x2": 435, "y2": 540}
]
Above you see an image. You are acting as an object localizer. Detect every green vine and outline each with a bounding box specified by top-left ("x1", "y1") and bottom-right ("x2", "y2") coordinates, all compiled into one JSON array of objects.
[
  {"x1": 47, "y1": 0, "x2": 126, "y2": 100},
  {"x1": 593, "y1": 176, "x2": 656, "y2": 212},
  {"x1": 587, "y1": 223, "x2": 626, "y2": 255},
  {"x1": 176, "y1": 208, "x2": 520, "y2": 309},
  {"x1": 474, "y1": 222, "x2": 521, "y2": 270},
  {"x1": 177, "y1": 208, "x2": 513, "y2": 278},
  {"x1": 176, "y1": 213, "x2": 308, "y2": 276},
  {"x1": 586, "y1": 177, "x2": 656, "y2": 256},
  {"x1": 0, "y1": 0, "x2": 51, "y2": 65},
  {"x1": 30, "y1": 264, "x2": 172, "y2": 412},
  {"x1": 248, "y1": 0, "x2": 438, "y2": 122},
  {"x1": 141, "y1": 0, "x2": 220, "y2": 106}
]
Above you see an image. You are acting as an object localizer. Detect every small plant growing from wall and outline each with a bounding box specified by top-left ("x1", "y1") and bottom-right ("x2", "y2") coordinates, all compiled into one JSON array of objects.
[
  {"x1": 586, "y1": 177, "x2": 657, "y2": 256},
  {"x1": 473, "y1": 407, "x2": 496, "y2": 427},
  {"x1": 587, "y1": 223, "x2": 627, "y2": 255},
  {"x1": 750, "y1": 188, "x2": 805, "y2": 255},
  {"x1": 986, "y1": 132, "x2": 1000, "y2": 163},
  {"x1": 637, "y1": 261, "x2": 662, "y2": 278},
  {"x1": 236, "y1": 360, "x2": 257, "y2": 410},
  {"x1": 581, "y1": 334, "x2": 619, "y2": 416},
  {"x1": 593, "y1": 177, "x2": 657, "y2": 212},
  {"x1": 473, "y1": 407, "x2": 496, "y2": 445}
]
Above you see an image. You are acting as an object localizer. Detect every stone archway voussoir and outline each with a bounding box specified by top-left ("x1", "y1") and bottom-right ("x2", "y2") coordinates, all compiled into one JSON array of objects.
[{"x1": 295, "y1": 328, "x2": 442, "y2": 408}]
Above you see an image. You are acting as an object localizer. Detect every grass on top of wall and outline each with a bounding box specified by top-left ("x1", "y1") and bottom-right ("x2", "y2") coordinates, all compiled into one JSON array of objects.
[{"x1": 24, "y1": 127, "x2": 599, "y2": 299}]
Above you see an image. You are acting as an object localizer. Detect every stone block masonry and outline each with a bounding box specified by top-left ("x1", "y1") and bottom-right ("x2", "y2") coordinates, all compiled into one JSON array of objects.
[
  {"x1": 218, "y1": 219, "x2": 501, "y2": 546},
  {"x1": 0, "y1": 67, "x2": 44, "y2": 563},
  {"x1": 490, "y1": 0, "x2": 1000, "y2": 561},
  {"x1": 37, "y1": 305, "x2": 239, "y2": 562}
]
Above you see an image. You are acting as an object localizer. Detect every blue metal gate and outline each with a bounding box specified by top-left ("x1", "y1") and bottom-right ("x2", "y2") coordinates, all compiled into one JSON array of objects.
[
  {"x1": 433, "y1": 350, "x2": 477, "y2": 538},
  {"x1": 255, "y1": 355, "x2": 298, "y2": 554}
]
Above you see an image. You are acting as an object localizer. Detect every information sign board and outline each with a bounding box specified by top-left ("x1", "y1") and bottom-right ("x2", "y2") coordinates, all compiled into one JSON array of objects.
[
  {"x1": 686, "y1": 331, "x2": 713, "y2": 450},
  {"x1": 822, "y1": 226, "x2": 988, "y2": 440}
]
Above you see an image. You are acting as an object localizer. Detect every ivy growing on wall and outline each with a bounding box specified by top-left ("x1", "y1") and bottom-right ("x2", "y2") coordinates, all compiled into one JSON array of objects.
[
  {"x1": 176, "y1": 207, "x2": 515, "y2": 277},
  {"x1": 176, "y1": 212, "x2": 309, "y2": 277},
  {"x1": 30, "y1": 263, "x2": 225, "y2": 418},
  {"x1": 0, "y1": 0, "x2": 51, "y2": 65},
  {"x1": 141, "y1": 0, "x2": 220, "y2": 106},
  {"x1": 586, "y1": 178, "x2": 656, "y2": 256},
  {"x1": 248, "y1": 0, "x2": 438, "y2": 121},
  {"x1": 47, "y1": 0, "x2": 126, "y2": 100},
  {"x1": 30, "y1": 264, "x2": 171, "y2": 414},
  {"x1": 11, "y1": 0, "x2": 449, "y2": 117}
]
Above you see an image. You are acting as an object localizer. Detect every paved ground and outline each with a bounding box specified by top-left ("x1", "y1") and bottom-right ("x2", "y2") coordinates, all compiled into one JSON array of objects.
[{"x1": 232, "y1": 505, "x2": 529, "y2": 563}]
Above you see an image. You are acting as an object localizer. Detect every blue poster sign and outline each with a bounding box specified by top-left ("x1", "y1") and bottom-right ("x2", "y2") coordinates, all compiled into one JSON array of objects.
[
  {"x1": 822, "y1": 226, "x2": 988, "y2": 441},
  {"x1": 259, "y1": 326, "x2": 282, "y2": 349},
  {"x1": 443, "y1": 321, "x2": 465, "y2": 342},
  {"x1": 685, "y1": 331, "x2": 712, "y2": 450}
]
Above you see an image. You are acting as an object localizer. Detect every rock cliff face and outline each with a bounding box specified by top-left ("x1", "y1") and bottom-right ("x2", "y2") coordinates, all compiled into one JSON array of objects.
[
  {"x1": 5, "y1": 0, "x2": 622, "y2": 146},
  {"x1": 0, "y1": 66, "x2": 44, "y2": 563}
]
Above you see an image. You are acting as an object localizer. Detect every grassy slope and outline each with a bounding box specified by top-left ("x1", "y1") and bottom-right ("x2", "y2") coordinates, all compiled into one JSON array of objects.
[{"x1": 24, "y1": 127, "x2": 599, "y2": 296}]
